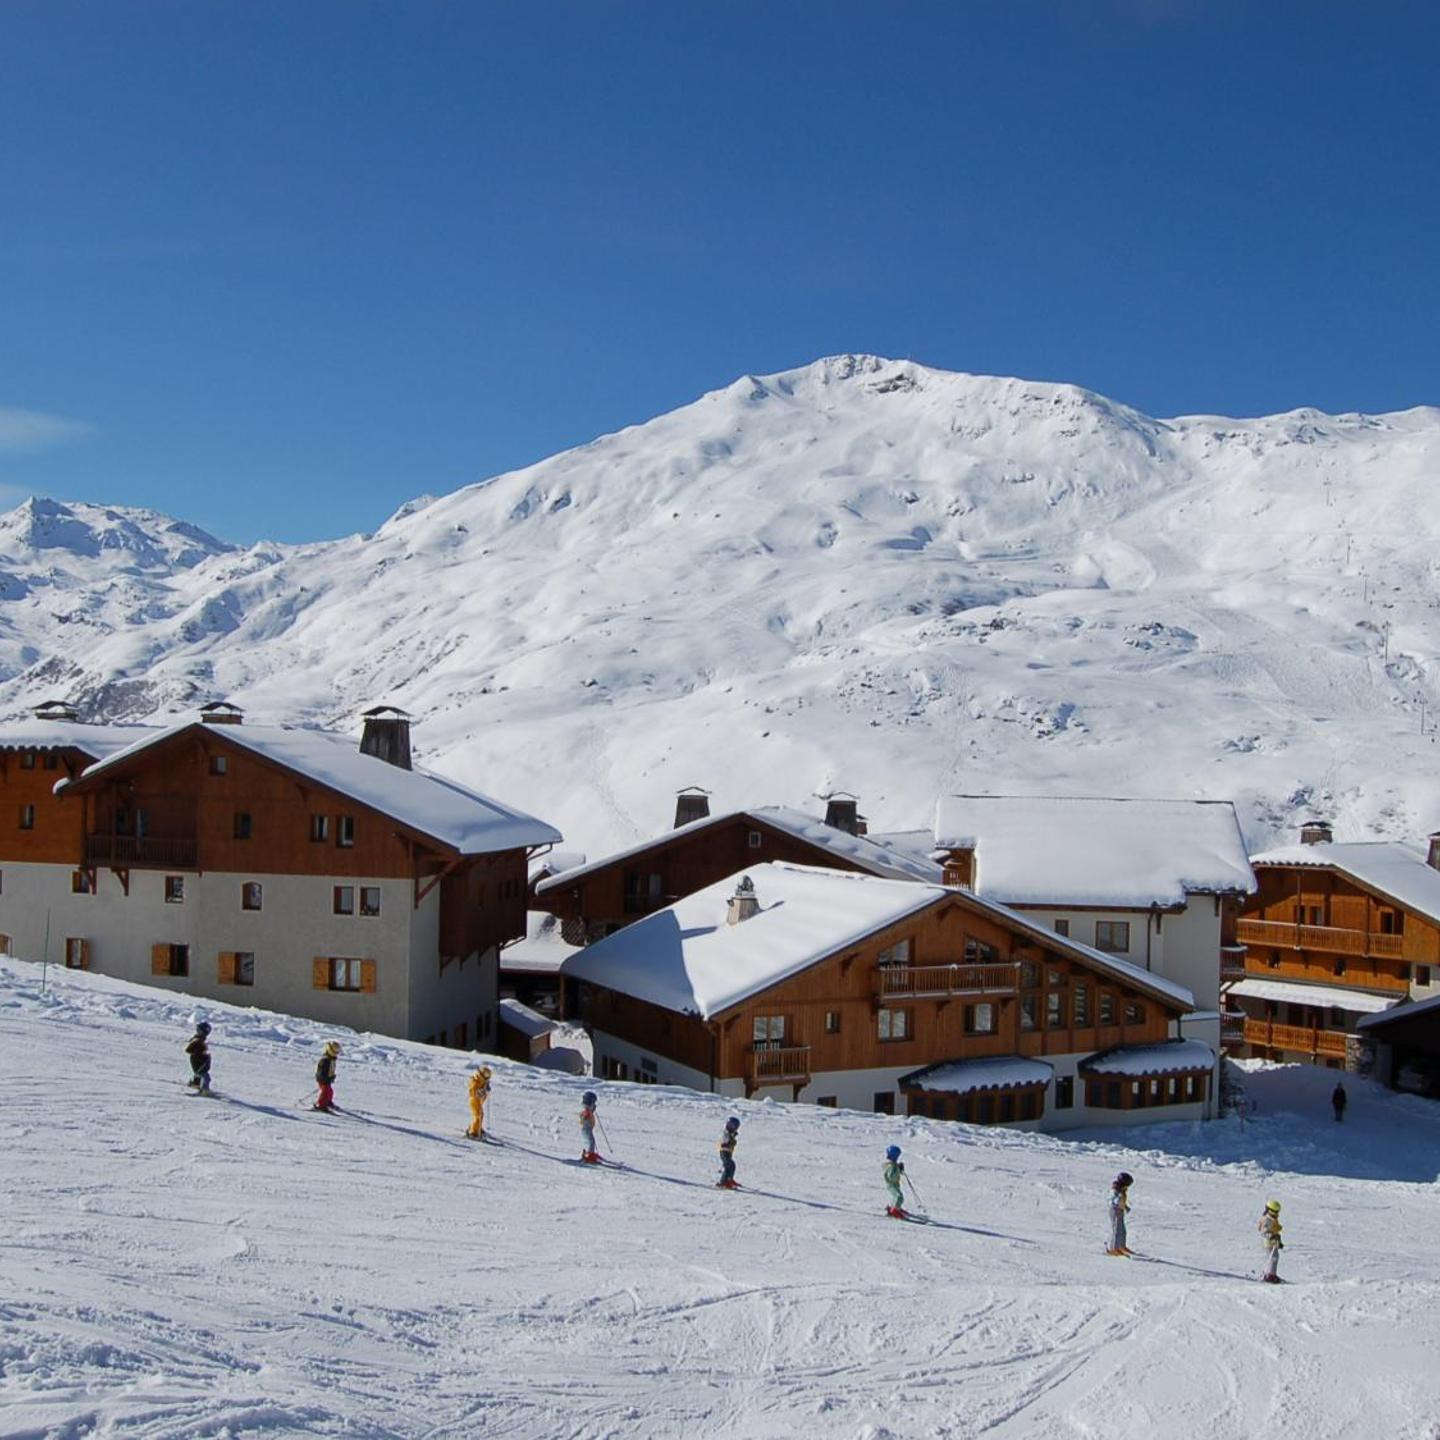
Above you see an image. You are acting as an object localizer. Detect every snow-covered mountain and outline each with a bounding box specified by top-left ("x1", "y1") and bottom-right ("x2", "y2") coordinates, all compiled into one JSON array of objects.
[{"x1": 3, "y1": 354, "x2": 1439, "y2": 854}]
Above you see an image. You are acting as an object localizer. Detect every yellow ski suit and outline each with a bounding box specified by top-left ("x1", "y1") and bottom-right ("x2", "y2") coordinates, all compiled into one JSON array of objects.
[{"x1": 467, "y1": 1071, "x2": 491, "y2": 1138}]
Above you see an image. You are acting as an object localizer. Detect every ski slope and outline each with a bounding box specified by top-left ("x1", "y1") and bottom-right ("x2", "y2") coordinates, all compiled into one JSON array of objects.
[{"x1": 4, "y1": 957, "x2": 1439, "y2": 1440}]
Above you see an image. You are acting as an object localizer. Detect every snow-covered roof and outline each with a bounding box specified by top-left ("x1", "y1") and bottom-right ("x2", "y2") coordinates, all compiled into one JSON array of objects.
[
  {"x1": 1357, "y1": 991, "x2": 1440, "y2": 1032},
  {"x1": 58, "y1": 721, "x2": 560, "y2": 857},
  {"x1": 534, "y1": 806, "x2": 942, "y2": 896},
  {"x1": 501, "y1": 911, "x2": 582, "y2": 974},
  {"x1": 0, "y1": 718, "x2": 157, "y2": 759},
  {"x1": 1228, "y1": 977, "x2": 1400, "y2": 1015},
  {"x1": 1079, "y1": 1040, "x2": 1216, "y2": 1077},
  {"x1": 498, "y1": 997, "x2": 555, "y2": 1039},
  {"x1": 902, "y1": 1057, "x2": 1054, "y2": 1095},
  {"x1": 1249, "y1": 842, "x2": 1440, "y2": 929},
  {"x1": 561, "y1": 863, "x2": 948, "y2": 1019},
  {"x1": 933, "y1": 795, "x2": 1255, "y2": 908}
]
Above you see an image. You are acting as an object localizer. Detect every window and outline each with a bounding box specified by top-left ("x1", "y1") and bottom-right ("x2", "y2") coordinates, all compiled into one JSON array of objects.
[
  {"x1": 1333, "y1": 958, "x2": 1347, "y2": 977},
  {"x1": 876, "y1": 937, "x2": 911, "y2": 967},
  {"x1": 309, "y1": 814, "x2": 329, "y2": 843},
  {"x1": 877, "y1": 1007, "x2": 912, "y2": 1041},
  {"x1": 328, "y1": 957, "x2": 364, "y2": 991},
  {"x1": 964, "y1": 1002, "x2": 996, "y2": 1035},
  {"x1": 65, "y1": 937, "x2": 88, "y2": 969},
  {"x1": 165, "y1": 875, "x2": 185, "y2": 904},
  {"x1": 333, "y1": 886, "x2": 355, "y2": 916},
  {"x1": 337, "y1": 815, "x2": 355, "y2": 849},
  {"x1": 1046, "y1": 990, "x2": 1064, "y2": 1028},
  {"x1": 1094, "y1": 921, "x2": 1130, "y2": 953},
  {"x1": 235, "y1": 952, "x2": 255, "y2": 986},
  {"x1": 242, "y1": 882, "x2": 263, "y2": 912},
  {"x1": 1098, "y1": 991, "x2": 1115, "y2": 1025},
  {"x1": 873, "y1": 1091, "x2": 895, "y2": 1115},
  {"x1": 747, "y1": 830, "x2": 762, "y2": 848},
  {"x1": 20, "y1": 751, "x2": 35, "y2": 770},
  {"x1": 43, "y1": 753, "x2": 58, "y2": 771},
  {"x1": 360, "y1": 886, "x2": 381, "y2": 917},
  {"x1": 817, "y1": 1096, "x2": 837, "y2": 1108},
  {"x1": 1019, "y1": 995, "x2": 1038, "y2": 1031},
  {"x1": 1418, "y1": 966, "x2": 1432, "y2": 987},
  {"x1": 152, "y1": 943, "x2": 189, "y2": 978},
  {"x1": 1400, "y1": 963, "x2": 1413, "y2": 981},
  {"x1": 1053, "y1": 918, "x2": 1070, "y2": 937},
  {"x1": 1073, "y1": 983, "x2": 1090, "y2": 1027},
  {"x1": 964, "y1": 937, "x2": 1000, "y2": 964},
  {"x1": 209, "y1": 754, "x2": 228, "y2": 775},
  {"x1": 233, "y1": 811, "x2": 252, "y2": 840},
  {"x1": 19, "y1": 804, "x2": 35, "y2": 830},
  {"x1": 1123, "y1": 1000, "x2": 1145, "y2": 1026},
  {"x1": 71, "y1": 870, "x2": 92, "y2": 895},
  {"x1": 1379, "y1": 910, "x2": 1404, "y2": 936},
  {"x1": 1019, "y1": 960, "x2": 1040, "y2": 989},
  {"x1": 1054, "y1": 1076, "x2": 1074, "y2": 1109},
  {"x1": 752, "y1": 1014, "x2": 786, "y2": 1046},
  {"x1": 824, "y1": 1010, "x2": 841, "y2": 1034}
]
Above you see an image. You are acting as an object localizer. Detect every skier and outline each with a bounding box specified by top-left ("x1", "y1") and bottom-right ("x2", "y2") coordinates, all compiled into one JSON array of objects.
[
  {"x1": 1106, "y1": 1171, "x2": 1134, "y2": 1256},
  {"x1": 313, "y1": 1041, "x2": 341, "y2": 1112},
  {"x1": 1258, "y1": 1199, "x2": 1284, "y2": 1283},
  {"x1": 717, "y1": 1116, "x2": 741, "y2": 1188},
  {"x1": 185, "y1": 1020, "x2": 212, "y2": 1095},
  {"x1": 579, "y1": 1090, "x2": 601, "y2": 1163},
  {"x1": 883, "y1": 1144, "x2": 907, "y2": 1218},
  {"x1": 1331, "y1": 1082, "x2": 1348, "y2": 1123},
  {"x1": 466, "y1": 1065, "x2": 492, "y2": 1139}
]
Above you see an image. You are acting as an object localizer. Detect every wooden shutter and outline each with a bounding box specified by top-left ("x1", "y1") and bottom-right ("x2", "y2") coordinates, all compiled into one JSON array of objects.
[
  {"x1": 217, "y1": 951, "x2": 236, "y2": 985},
  {"x1": 79, "y1": 939, "x2": 91, "y2": 971},
  {"x1": 151, "y1": 943, "x2": 169, "y2": 975},
  {"x1": 360, "y1": 960, "x2": 377, "y2": 994},
  {"x1": 312, "y1": 957, "x2": 329, "y2": 990}
]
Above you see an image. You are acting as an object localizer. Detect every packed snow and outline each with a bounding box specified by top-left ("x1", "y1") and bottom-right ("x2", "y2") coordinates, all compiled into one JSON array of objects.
[
  {"x1": 5, "y1": 957, "x2": 1440, "y2": 1439},
  {"x1": 4, "y1": 355, "x2": 1440, "y2": 863}
]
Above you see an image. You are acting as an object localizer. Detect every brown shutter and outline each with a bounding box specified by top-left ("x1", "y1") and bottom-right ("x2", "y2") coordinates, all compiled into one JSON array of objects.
[
  {"x1": 79, "y1": 939, "x2": 91, "y2": 971},
  {"x1": 360, "y1": 960, "x2": 377, "y2": 994},
  {"x1": 151, "y1": 943, "x2": 169, "y2": 975},
  {"x1": 217, "y1": 951, "x2": 236, "y2": 985},
  {"x1": 312, "y1": 957, "x2": 329, "y2": 990}
]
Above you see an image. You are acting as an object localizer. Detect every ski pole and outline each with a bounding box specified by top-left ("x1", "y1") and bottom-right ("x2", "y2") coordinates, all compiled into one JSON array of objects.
[
  {"x1": 596, "y1": 1115, "x2": 618, "y2": 1159},
  {"x1": 904, "y1": 1174, "x2": 928, "y2": 1214}
]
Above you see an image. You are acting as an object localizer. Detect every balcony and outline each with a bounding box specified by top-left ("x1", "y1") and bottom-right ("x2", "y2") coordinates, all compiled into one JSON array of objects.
[
  {"x1": 748, "y1": 1044, "x2": 811, "y2": 1088},
  {"x1": 1220, "y1": 946, "x2": 1247, "y2": 983},
  {"x1": 876, "y1": 962, "x2": 1021, "y2": 1000},
  {"x1": 1236, "y1": 918, "x2": 1406, "y2": 961},
  {"x1": 1242, "y1": 1017, "x2": 1350, "y2": 1058},
  {"x1": 85, "y1": 834, "x2": 199, "y2": 870},
  {"x1": 1220, "y1": 1011, "x2": 1247, "y2": 1044}
]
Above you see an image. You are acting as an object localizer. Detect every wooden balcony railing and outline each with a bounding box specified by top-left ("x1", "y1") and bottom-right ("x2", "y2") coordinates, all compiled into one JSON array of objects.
[
  {"x1": 876, "y1": 962, "x2": 1020, "y2": 1000},
  {"x1": 85, "y1": 834, "x2": 199, "y2": 870},
  {"x1": 748, "y1": 1045, "x2": 811, "y2": 1085},
  {"x1": 1237, "y1": 917, "x2": 1407, "y2": 961},
  {"x1": 1242, "y1": 1018, "x2": 1350, "y2": 1057}
]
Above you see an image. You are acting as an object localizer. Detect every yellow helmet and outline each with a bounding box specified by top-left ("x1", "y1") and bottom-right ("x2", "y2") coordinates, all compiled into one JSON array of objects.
[
  {"x1": 324, "y1": 1041, "x2": 342, "y2": 1057},
  {"x1": 1265, "y1": 1199, "x2": 1281, "y2": 1214}
]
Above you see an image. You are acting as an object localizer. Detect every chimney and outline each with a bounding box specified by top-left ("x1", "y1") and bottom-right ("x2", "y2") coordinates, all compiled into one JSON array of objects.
[
  {"x1": 200, "y1": 701, "x2": 244, "y2": 726},
  {"x1": 942, "y1": 845, "x2": 977, "y2": 890},
  {"x1": 823, "y1": 792, "x2": 860, "y2": 836},
  {"x1": 32, "y1": 699, "x2": 80, "y2": 723},
  {"x1": 1299, "y1": 819, "x2": 1332, "y2": 846},
  {"x1": 726, "y1": 874, "x2": 760, "y2": 926},
  {"x1": 1428, "y1": 833, "x2": 1440, "y2": 871},
  {"x1": 673, "y1": 786, "x2": 711, "y2": 828},
  {"x1": 359, "y1": 706, "x2": 413, "y2": 770}
]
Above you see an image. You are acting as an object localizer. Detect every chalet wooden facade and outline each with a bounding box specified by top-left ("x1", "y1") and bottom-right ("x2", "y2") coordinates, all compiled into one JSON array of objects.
[
  {"x1": 563, "y1": 862, "x2": 1211, "y2": 1131},
  {"x1": 1231, "y1": 823, "x2": 1440, "y2": 1071},
  {"x1": 0, "y1": 702, "x2": 559, "y2": 1044}
]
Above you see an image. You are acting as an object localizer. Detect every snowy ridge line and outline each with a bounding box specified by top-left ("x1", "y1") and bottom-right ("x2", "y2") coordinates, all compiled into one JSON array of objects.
[{"x1": 6, "y1": 955, "x2": 1440, "y2": 1438}]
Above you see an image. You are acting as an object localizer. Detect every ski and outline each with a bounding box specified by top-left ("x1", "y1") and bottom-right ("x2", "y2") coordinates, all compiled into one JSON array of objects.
[{"x1": 886, "y1": 1208, "x2": 929, "y2": 1224}]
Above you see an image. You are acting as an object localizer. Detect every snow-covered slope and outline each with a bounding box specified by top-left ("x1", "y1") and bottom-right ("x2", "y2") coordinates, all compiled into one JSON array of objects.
[
  {"x1": 3, "y1": 355, "x2": 1440, "y2": 852},
  {"x1": 5, "y1": 956, "x2": 1440, "y2": 1438}
]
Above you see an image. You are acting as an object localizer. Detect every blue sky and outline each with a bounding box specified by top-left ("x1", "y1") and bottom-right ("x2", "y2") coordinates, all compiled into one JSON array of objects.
[{"x1": 2, "y1": 0, "x2": 1437, "y2": 544}]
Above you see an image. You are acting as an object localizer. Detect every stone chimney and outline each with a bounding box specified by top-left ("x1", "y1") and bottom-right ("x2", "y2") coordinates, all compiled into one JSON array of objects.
[
  {"x1": 359, "y1": 706, "x2": 413, "y2": 770},
  {"x1": 726, "y1": 875, "x2": 760, "y2": 926},
  {"x1": 1428, "y1": 833, "x2": 1440, "y2": 871},
  {"x1": 32, "y1": 699, "x2": 79, "y2": 723},
  {"x1": 199, "y1": 701, "x2": 244, "y2": 726},
  {"x1": 823, "y1": 792, "x2": 861, "y2": 836},
  {"x1": 673, "y1": 786, "x2": 711, "y2": 828},
  {"x1": 1299, "y1": 819, "x2": 1332, "y2": 846}
]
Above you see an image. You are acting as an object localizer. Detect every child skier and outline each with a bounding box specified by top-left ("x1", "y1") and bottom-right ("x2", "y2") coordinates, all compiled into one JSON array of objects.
[
  {"x1": 1258, "y1": 1199, "x2": 1284, "y2": 1283},
  {"x1": 1106, "y1": 1172, "x2": 1134, "y2": 1256},
  {"x1": 466, "y1": 1065, "x2": 492, "y2": 1139},
  {"x1": 579, "y1": 1090, "x2": 600, "y2": 1163},
  {"x1": 717, "y1": 1116, "x2": 740, "y2": 1188},
  {"x1": 185, "y1": 1020, "x2": 212, "y2": 1096},
  {"x1": 883, "y1": 1144, "x2": 907, "y2": 1218},
  {"x1": 313, "y1": 1041, "x2": 341, "y2": 1112}
]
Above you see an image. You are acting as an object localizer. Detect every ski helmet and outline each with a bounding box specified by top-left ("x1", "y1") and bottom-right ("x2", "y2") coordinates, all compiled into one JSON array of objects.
[
  {"x1": 324, "y1": 1041, "x2": 341, "y2": 1057},
  {"x1": 1265, "y1": 1199, "x2": 1281, "y2": 1214},
  {"x1": 478, "y1": 1065, "x2": 492, "y2": 1079},
  {"x1": 195, "y1": 1021, "x2": 211, "y2": 1036},
  {"x1": 1115, "y1": 1172, "x2": 1134, "y2": 1188},
  {"x1": 583, "y1": 1091, "x2": 597, "y2": 1106},
  {"x1": 885, "y1": 1144, "x2": 902, "y2": 1161},
  {"x1": 725, "y1": 1116, "x2": 740, "y2": 1131}
]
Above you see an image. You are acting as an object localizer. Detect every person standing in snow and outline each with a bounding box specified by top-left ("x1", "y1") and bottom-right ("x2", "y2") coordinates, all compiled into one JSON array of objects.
[
  {"x1": 883, "y1": 1144, "x2": 907, "y2": 1217},
  {"x1": 579, "y1": 1090, "x2": 600, "y2": 1163},
  {"x1": 1258, "y1": 1199, "x2": 1284, "y2": 1282},
  {"x1": 185, "y1": 1021, "x2": 212, "y2": 1095},
  {"x1": 717, "y1": 1116, "x2": 740, "y2": 1188},
  {"x1": 1331, "y1": 1083, "x2": 1348, "y2": 1122},
  {"x1": 1107, "y1": 1172, "x2": 1134, "y2": 1256},
  {"x1": 466, "y1": 1065, "x2": 492, "y2": 1139},
  {"x1": 313, "y1": 1041, "x2": 340, "y2": 1112}
]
